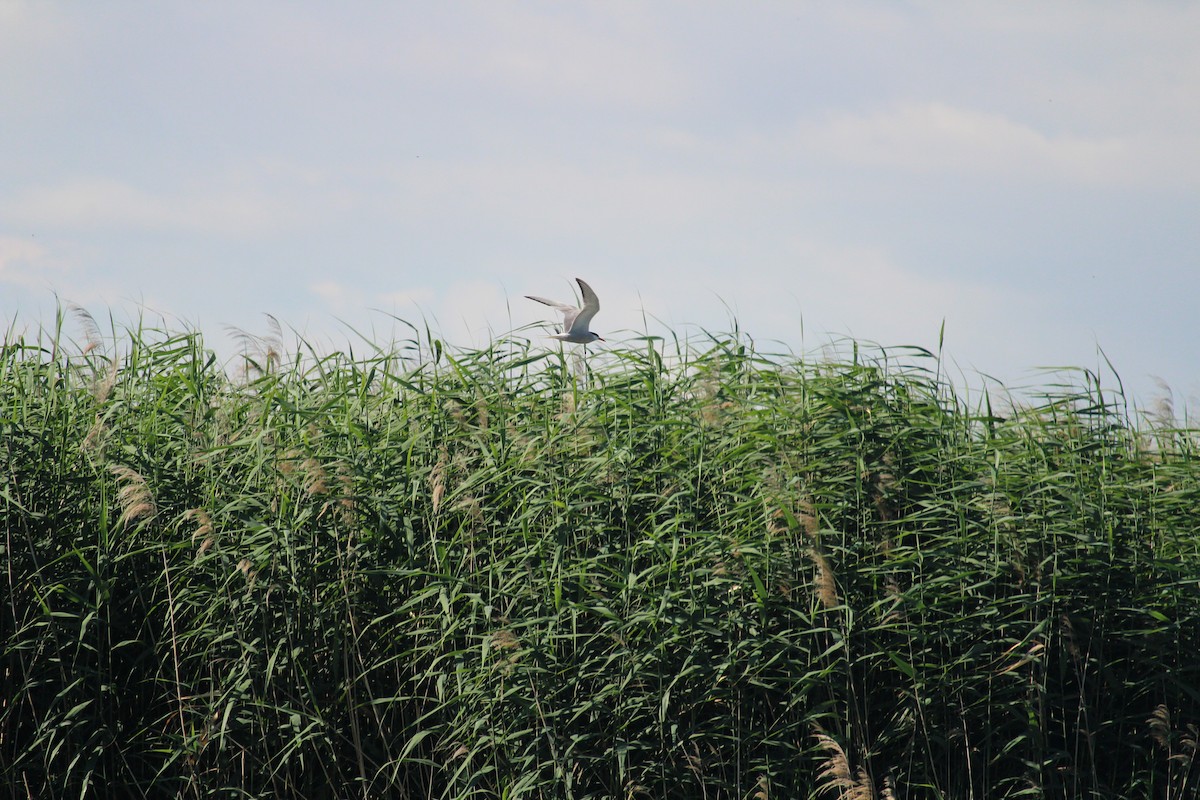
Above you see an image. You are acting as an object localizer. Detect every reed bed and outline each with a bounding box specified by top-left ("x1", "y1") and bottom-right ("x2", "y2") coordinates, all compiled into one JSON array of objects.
[{"x1": 2, "y1": 315, "x2": 1198, "y2": 799}]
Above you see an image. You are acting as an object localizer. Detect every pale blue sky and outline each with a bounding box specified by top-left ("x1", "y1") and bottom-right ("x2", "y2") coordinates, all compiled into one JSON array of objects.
[{"x1": 2, "y1": 2, "x2": 1198, "y2": 409}]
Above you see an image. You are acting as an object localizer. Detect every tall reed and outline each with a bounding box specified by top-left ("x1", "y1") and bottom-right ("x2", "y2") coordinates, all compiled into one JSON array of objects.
[{"x1": 2, "y1": 316, "x2": 1197, "y2": 798}]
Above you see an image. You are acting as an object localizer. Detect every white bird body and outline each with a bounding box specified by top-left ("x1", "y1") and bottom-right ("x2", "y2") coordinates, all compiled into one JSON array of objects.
[{"x1": 526, "y1": 278, "x2": 605, "y2": 343}]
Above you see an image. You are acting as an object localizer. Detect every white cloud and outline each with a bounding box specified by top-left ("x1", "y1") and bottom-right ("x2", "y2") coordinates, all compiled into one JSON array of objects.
[
  {"x1": 309, "y1": 281, "x2": 365, "y2": 314},
  {"x1": 376, "y1": 287, "x2": 437, "y2": 310},
  {"x1": 699, "y1": 237, "x2": 1039, "y2": 378},
  {"x1": 0, "y1": 235, "x2": 167, "y2": 332},
  {"x1": 0, "y1": 2, "x2": 74, "y2": 69},
  {"x1": 0, "y1": 236, "x2": 56, "y2": 290},
  {"x1": 787, "y1": 103, "x2": 1128, "y2": 184},
  {"x1": 793, "y1": 239, "x2": 1002, "y2": 328},
  {"x1": 377, "y1": 155, "x2": 790, "y2": 250},
  {"x1": 3, "y1": 177, "x2": 304, "y2": 236},
  {"x1": 398, "y1": 4, "x2": 684, "y2": 110},
  {"x1": 310, "y1": 280, "x2": 505, "y2": 347}
]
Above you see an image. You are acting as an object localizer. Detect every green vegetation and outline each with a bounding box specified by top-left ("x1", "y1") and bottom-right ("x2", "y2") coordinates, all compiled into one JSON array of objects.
[{"x1": 3, "y1": 312, "x2": 1199, "y2": 799}]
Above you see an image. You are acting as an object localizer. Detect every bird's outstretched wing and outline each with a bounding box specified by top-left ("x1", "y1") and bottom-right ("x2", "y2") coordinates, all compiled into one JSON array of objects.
[
  {"x1": 525, "y1": 294, "x2": 580, "y2": 333},
  {"x1": 567, "y1": 278, "x2": 600, "y2": 337}
]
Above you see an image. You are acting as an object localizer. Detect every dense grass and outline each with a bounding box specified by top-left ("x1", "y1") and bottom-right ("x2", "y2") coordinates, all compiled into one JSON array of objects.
[{"x1": 2, "y1": 314, "x2": 1199, "y2": 799}]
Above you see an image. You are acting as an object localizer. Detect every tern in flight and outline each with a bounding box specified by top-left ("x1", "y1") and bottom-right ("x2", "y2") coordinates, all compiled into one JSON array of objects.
[{"x1": 526, "y1": 278, "x2": 605, "y2": 344}]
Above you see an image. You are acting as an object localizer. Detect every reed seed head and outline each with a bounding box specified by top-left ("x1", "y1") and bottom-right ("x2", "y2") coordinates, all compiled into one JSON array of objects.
[{"x1": 110, "y1": 464, "x2": 157, "y2": 527}]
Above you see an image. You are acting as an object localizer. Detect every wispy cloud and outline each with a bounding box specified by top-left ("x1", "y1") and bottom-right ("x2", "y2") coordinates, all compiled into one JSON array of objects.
[
  {"x1": 309, "y1": 281, "x2": 366, "y2": 314},
  {"x1": 309, "y1": 279, "x2": 511, "y2": 348},
  {"x1": 3, "y1": 176, "x2": 308, "y2": 236},
  {"x1": 789, "y1": 103, "x2": 1123, "y2": 182},
  {"x1": 0, "y1": 236, "x2": 57, "y2": 290},
  {"x1": 0, "y1": 234, "x2": 158, "y2": 328},
  {"x1": 397, "y1": 5, "x2": 684, "y2": 109}
]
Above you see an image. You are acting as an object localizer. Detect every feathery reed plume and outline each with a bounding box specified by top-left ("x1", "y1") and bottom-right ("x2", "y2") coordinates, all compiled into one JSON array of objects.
[
  {"x1": 430, "y1": 448, "x2": 448, "y2": 515},
  {"x1": 261, "y1": 313, "x2": 283, "y2": 363},
  {"x1": 1149, "y1": 704, "x2": 1172, "y2": 750},
  {"x1": 444, "y1": 398, "x2": 466, "y2": 426},
  {"x1": 93, "y1": 355, "x2": 119, "y2": 403},
  {"x1": 236, "y1": 558, "x2": 257, "y2": 588},
  {"x1": 1059, "y1": 613, "x2": 1081, "y2": 661},
  {"x1": 868, "y1": 452, "x2": 898, "y2": 522},
  {"x1": 490, "y1": 629, "x2": 519, "y2": 651},
  {"x1": 487, "y1": 629, "x2": 522, "y2": 676},
  {"x1": 278, "y1": 449, "x2": 331, "y2": 496},
  {"x1": 681, "y1": 741, "x2": 724, "y2": 782},
  {"x1": 332, "y1": 466, "x2": 355, "y2": 519},
  {"x1": 110, "y1": 464, "x2": 157, "y2": 527},
  {"x1": 69, "y1": 303, "x2": 119, "y2": 403},
  {"x1": 81, "y1": 417, "x2": 108, "y2": 454},
  {"x1": 813, "y1": 728, "x2": 874, "y2": 800},
  {"x1": 763, "y1": 494, "x2": 837, "y2": 609},
  {"x1": 301, "y1": 457, "x2": 329, "y2": 496},
  {"x1": 184, "y1": 508, "x2": 215, "y2": 555},
  {"x1": 454, "y1": 495, "x2": 484, "y2": 531},
  {"x1": 69, "y1": 303, "x2": 104, "y2": 355},
  {"x1": 796, "y1": 497, "x2": 819, "y2": 538},
  {"x1": 995, "y1": 639, "x2": 1045, "y2": 676},
  {"x1": 767, "y1": 506, "x2": 788, "y2": 538},
  {"x1": 226, "y1": 314, "x2": 284, "y2": 378},
  {"x1": 813, "y1": 729, "x2": 853, "y2": 794},
  {"x1": 624, "y1": 779, "x2": 652, "y2": 798},
  {"x1": 695, "y1": 372, "x2": 735, "y2": 428},
  {"x1": 809, "y1": 545, "x2": 839, "y2": 610},
  {"x1": 879, "y1": 576, "x2": 905, "y2": 625},
  {"x1": 474, "y1": 389, "x2": 489, "y2": 431},
  {"x1": 1150, "y1": 376, "x2": 1175, "y2": 428},
  {"x1": 1148, "y1": 704, "x2": 1198, "y2": 792}
]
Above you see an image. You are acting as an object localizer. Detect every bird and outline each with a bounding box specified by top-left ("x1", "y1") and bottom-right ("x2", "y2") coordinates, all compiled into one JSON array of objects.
[{"x1": 526, "y1": 278, "x2": 605, "y2": 343}]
